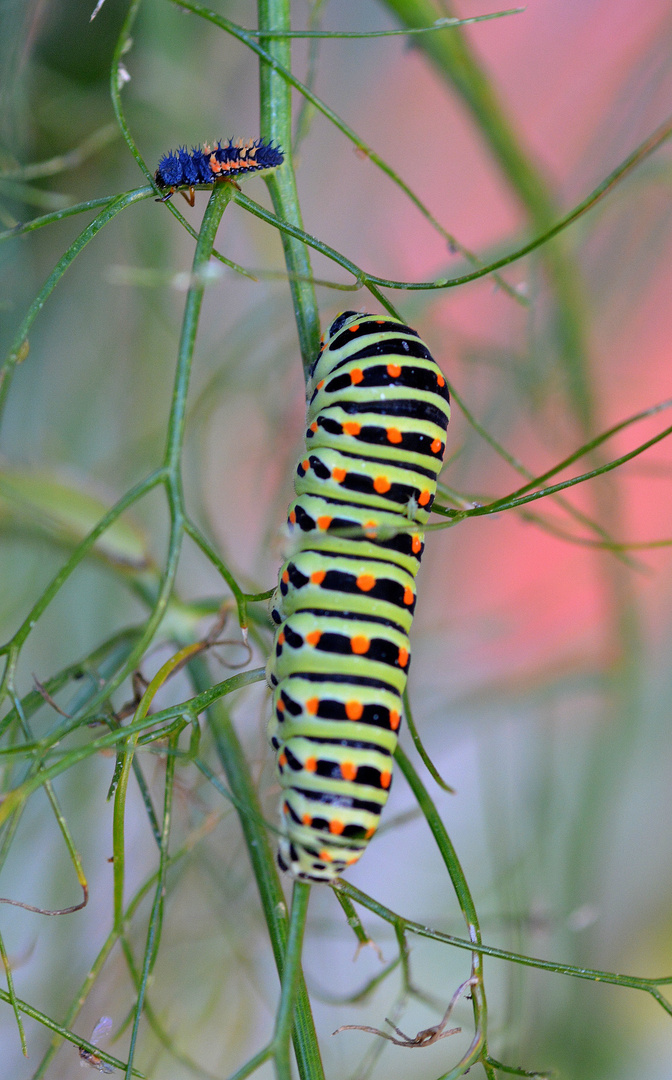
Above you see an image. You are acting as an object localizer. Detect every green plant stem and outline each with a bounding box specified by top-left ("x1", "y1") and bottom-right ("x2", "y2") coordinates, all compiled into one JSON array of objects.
[
  {"x1": 273, "y1": 881, "x2": 312, "y2": 1080},
  {"x1": 338, "y1": 882, "x2": 672, "y2": 1011},
  {"x1": 124, "y1": 734, "x2": 178, "y2": 1079},
  {"x1": 190, "y1": 655, "x2": 325, "y2": 1080},
  {"x1": 394, "y1": 745, "x2": 491, "y2": 1078},
  {"x1": 258, "y1": 0, "x2": 321, "y2": 372}
]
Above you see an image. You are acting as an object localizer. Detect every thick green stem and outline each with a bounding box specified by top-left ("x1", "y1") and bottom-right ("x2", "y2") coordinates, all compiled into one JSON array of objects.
[{"x1": 258, "y1": 0, "x2": 321, "y2": 374}]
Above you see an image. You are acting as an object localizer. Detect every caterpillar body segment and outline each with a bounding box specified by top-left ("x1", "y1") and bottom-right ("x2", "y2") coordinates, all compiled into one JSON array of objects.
[{"x1": 267, "y1": 312, "x2": 450, "y2": 882}]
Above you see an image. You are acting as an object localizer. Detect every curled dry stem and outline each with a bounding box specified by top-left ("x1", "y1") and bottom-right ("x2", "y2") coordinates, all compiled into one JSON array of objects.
[{"x1": 333, "y1": 975, "x2": 478, "y2": 1048}]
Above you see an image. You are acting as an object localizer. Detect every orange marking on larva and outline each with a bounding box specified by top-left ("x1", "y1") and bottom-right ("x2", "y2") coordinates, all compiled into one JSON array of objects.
[
  {"x1": 329, "y1": 819, "x2": 345, "y2": 835},
  {"x1": 319, "y1": 850, "x2": 333, "y2": 862},
  {"x1": 346, "y1": 700, "x2": 363, "y2": 720},
  {"x1": 356, "y1": 573, "x2": 376, "y2": 592},
  {"x1": 332, "y1": 467, "x2": 346, "y2": 483},
  {"x1": 278, "y1": 632, "x2": 285, "y2": 645},
  {"x1": 340, "y1": 761, "x2": 357, "y2": 781},
  {"x1": 350, "y1": 368, "x2": 364, "y2": 385},
  {"x1": 345, "y1": 853, "x2": 361, "y2": 865},
  {"x1": 437, "y1": 373, "x2": 446, "y2": 387},
  {"x1": 418, "y1": 489, "x2": 431, "y2": 506},
  {"x1": 380, "y1": 770, "x2": 392, "y2": 789},
  {"x1": 387, "y1": 362, "x2": 402, "y2": 378},
  {"x1": 305, "y1": 697, "x2": 319, "y2": 715},
  {"x1": 278, "y1": 751, "x2": 287, "y2": 767},
  {"x1": 343, "y1": 421, "x2": 361, "y2": 436},
  {"x1": 289, "y1": 509, "x2": 297, "y2": 524},
  {"x1": 301, "y1": 458, "x2": 310, "y2": 472},
  {"x1": 305, "y1": 757, "x2": 317, "y2": 772},
  {"x1": 365, "y1": 826, "x2": 376, "y2": 839},
  {"x1": 209, "y1": 156, "x2": 222, "y2": 173},
  {"x1": 310, "y1": 570, "x2": 326, "y2": 585},
  {"x1": 276, "y1": 698, "x2": 285, "y2": 712},
  {"x1": 282, "y1": 801, "x2": 290, "y2": 815},
  {"x1": 310, "y1": 421, "x2": 318, "y2": 432},
  {"x1": 374, "y1": 476, "x2": 391, "y2": 494},
  {"x1": 348, "y1": 323, "x2": 360, "y2": 333},
  {"x1": 317, "y1": 379, "x2": 325, "y2": 389},
  {"x1": 306, "y1": 630, "x2": 321, "y2": 647},
  {"x1": 282, "y1": 570, "x2": 290, "y2": 584},
  {"x1": 398, "y1": 646, "x2": 409, "y2": 667},
  {"x1": 390, "y1": 709, "x2": 401, "y2": 731},
  {"x1": 411, "y1": 535, "x2": 422, "y2": 554},
  {"x1": 364, "y1": 519, "x2": 378, "y2": 538},
  {"x1": 351, "y1": 635, "x2": 370, "y2": 655},
  {"x1": 387, "y1": 427, "x2": 402, "y2": 444},
  {"x1": 403, "y1": 586, "x2": 414, "y2": 606},
  {"x1": 302, "y1": 813, "x2": 312, "y2": 826},
  {"x1": 431, "y1": 438, "x2": 442, "y2": 454},
  {"x1": 317, "y1": 515, "x2": 332, "y2": 530}
]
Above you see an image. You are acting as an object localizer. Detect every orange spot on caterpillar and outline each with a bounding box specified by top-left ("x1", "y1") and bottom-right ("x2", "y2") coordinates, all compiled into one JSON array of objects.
[
  {"x1": 418, "y1": 489, "x2": 430, "y2": 506},
  {"x1": 411, "y1": 535, "x2": 422, "y2": 554},
  {"x1": 316, "y1": 379, "x2": 325, "y2": 389},
  {"x1": 332, "y1": 467, "x2": 346, "y2": 483},
  {"x1": 403, "y1": 587, "x2": 414, "y2": 605},
  {"x1": 390, "y1": 710, "x2": 401, "y2": 731},
  {"x1": 301, "y1": 459, "x2": 310, "y2": 472},
  {"x1": 317, "y1": 515, "x2": 332, "y2": 530},
  {"x1": 387, "y1": 427, "x2": 402, "y2": 444},
  {"x1": 364, "y1": 520, "x2": 378, "y2": 538},
  {"x1": 329, "y1": 819, "x2": 345, "y2": 835},
  {"x1": 310, "y1": 421, "x2": 318, "y2": 432},
  {"x1": 351, "y1": 635, "x2": 370, "y2": 655},
  {"x1": 278, "y1": 751, "x2": 287, "y2": 767},
  {"x1": 302, "y1": 813, "x2": 312, "y2": 826},
  {"x1": 278, "y1": 632, "x2": 285, "y2": 645},
  {"x1": 345, "y1": 853, "x2": 361, "y2": 865},
  {"x1": 340, "y1": 762, "x2": 357, "y2": 782},
  {"x1": 398, "y1": 646, "x2": 409, "y2": 667},
  {"x1": 437, "y1": 373, "x2": 446, "y2": 387},
  {"x1": 348, "y1": 324, "x2": 360, "y2": 333},
  {"x1": 289, "y1": 509, "x2": 297, "y2": 524},
  {"x1": 306, "y1": 630, "x2": 322, "y2": 647},
  {"x1": 346, "y1": 701, "x2": 363, "y2": 720},
  {"x1": 282, "y1": 570, "x2": 290, "y2": 584},
  {"x1": 306, "y1": 697, "x2": 319, "y2": 714},
  {"x1": 431, "y1": 438, "x2": 442, "y2": 454},
  {"x1": 343, "y1": 421, "x2": 361, "y2": 436},
  {"x1": 365, "y1": 826, "x2": 376, "y2": 839},
  {"x1": 305, "y1": 757, "x2": 317, "y2": 772},
  {"x1": 319, "y1": 849, "x2": 333, "y2": 862},
  {"x1": 276, "y1": 698, "x2": 285, "y2": 712},
  {"x1": 374, "y1": 476, "x2": 391, "y2": 494},
  {"x1": 310, "y1": 570, "x2": 326, "y2": 584},
  {"x1": 380, "y1": 770, "x2": 392, "y2": 789},
  {"x1": 356, "y1": 574, "x2": 376, "y2": 592},
  {"x1": 387, "y1": 363, "x2": 401, "y2": 378},
  {"x1": 350, "y1": 368, "x2": 364, "y2": 385},
  {"x1": 283, "y1": 801, "x2": 290, "y2": 815}
]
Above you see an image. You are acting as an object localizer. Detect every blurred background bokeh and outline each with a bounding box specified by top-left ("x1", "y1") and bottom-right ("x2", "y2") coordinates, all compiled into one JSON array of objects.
[{"x1": 1, "y1": 1, "x2": 672, "y2": 1078}]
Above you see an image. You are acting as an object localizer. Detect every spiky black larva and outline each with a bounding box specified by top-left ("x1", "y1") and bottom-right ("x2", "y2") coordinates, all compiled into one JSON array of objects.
[{"x1": 266, "y1": 311, "x2": 450, "y2": 882}]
